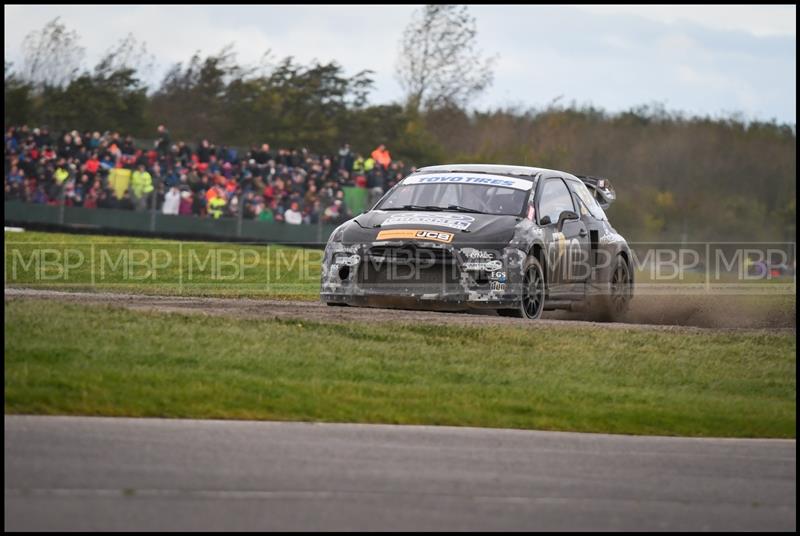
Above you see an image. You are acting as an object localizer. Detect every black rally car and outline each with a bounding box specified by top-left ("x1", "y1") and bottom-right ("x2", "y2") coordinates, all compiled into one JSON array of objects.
[{"x1": 320, "y1": 164, "x2": 633, "y2": 320}]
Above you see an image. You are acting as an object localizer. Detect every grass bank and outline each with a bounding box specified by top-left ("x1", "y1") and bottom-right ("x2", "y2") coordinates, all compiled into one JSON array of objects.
[{"x1": 5, "y1": 299, "x2": 795, "y2": 438}]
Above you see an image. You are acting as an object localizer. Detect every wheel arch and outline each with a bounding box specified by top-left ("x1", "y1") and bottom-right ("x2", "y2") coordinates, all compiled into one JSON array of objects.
[
  {"x1": 528, "y1": 241, "x2": 546, "y2": 269},
  {"x1": 617, "y1": 246, "x2": 634, "y2": 288}
]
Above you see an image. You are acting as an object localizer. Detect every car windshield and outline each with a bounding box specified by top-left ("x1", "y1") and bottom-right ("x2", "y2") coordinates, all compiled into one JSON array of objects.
[{"x1": 376, "y1": 182, "x2": 529, "y2": 216}]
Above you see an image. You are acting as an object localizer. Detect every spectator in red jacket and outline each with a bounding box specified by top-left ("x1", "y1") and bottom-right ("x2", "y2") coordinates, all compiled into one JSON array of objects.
[{"x1": 84, "y1": 153, "x2": 100, "y2": 177}]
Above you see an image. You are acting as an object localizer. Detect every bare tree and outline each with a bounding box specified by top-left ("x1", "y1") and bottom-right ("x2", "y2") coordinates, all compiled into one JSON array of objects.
[
  {"x1": 20, "y1": 17, "x2": 85, "y2": 89},
  {"x1": 396, "y1": 5, "x2": 496, "y2": 110}
]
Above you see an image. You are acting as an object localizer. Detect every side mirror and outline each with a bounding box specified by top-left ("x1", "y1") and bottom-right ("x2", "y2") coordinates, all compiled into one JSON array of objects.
[
  {"x1": 557, "y1": 210, "x2": 579, "y2": 231},
  {"x1": 539, "y1": 215, "x2": 552, "y2": 226}
]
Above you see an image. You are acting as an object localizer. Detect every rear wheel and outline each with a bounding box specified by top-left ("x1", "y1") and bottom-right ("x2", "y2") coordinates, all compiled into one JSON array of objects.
[
  {"x1": 593, "y1": 254, "x2": 632, "y2": 321},
  {"x1": 498, "y1": 256, "x2": 545, "y2": 319}
]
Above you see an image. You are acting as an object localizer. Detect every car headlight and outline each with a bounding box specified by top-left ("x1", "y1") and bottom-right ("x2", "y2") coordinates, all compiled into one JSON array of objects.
[{"x1": 327, "y1": 222, "x2": 347, "y2": 244}]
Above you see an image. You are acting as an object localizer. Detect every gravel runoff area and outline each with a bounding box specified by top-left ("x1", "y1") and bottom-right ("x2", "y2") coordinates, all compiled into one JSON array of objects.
[{"x1": 4, "y1": 287, "x2": 795, "y2": 333}]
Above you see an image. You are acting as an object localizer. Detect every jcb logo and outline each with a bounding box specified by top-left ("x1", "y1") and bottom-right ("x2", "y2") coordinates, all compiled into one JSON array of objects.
[
  {"x1": 376, "y1": 229, "x2": 455, "y2": 243},
  {"x1": 414, "y1": 230, "x2": 454, "y2": 243}
]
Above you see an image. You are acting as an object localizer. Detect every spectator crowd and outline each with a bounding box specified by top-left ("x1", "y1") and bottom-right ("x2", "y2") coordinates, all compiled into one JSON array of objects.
[{"x1": 4, "y1": 125, "x2": 414, "y2": 225}]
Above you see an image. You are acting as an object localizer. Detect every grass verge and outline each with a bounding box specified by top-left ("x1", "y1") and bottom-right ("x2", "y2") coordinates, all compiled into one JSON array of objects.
[
  {"x1": 4, "y1": 230, "x2": 320, "y2": 300},
  {"x1": 4, "y1": 299, "x2": 795, "y2": 438}
]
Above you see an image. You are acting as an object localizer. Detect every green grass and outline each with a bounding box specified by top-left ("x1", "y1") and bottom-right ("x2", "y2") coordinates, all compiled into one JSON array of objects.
[
  {"x1": 5, "y1": 299, "x2": 795, "y2": 438},
  {"x1": 4, "y1": 230, "x2": 796, "y2": 437},
  {"x1": 4, "y1": 230, "x2": 320, "y2": 300}
]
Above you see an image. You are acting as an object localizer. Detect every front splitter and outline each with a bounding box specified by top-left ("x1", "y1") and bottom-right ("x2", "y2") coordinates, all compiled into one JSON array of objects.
[{"x1": 321, "y1": 292, "x2": 518, "y2": 312}]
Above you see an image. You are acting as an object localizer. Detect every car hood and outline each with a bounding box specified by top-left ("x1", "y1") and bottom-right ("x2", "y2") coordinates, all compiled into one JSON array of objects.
[{"x1": 340, "y1": 210, "x2": 521, "y2": 246}]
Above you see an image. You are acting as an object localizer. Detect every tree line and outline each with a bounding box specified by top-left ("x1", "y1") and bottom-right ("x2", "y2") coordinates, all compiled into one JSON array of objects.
[{"x1": 4, "y1": 12, "x2": 796, "y2": 242}]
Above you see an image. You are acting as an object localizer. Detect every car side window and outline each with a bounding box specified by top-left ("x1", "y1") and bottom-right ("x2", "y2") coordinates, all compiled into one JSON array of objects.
[
  {"x1": 538, "y1": 178, "x2": 574, "y2": 224},
  {"x1": 573, "y1": 193, "x2": 590, "y2": 217}
]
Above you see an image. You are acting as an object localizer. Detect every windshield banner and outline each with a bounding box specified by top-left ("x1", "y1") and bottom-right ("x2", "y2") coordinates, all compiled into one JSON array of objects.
[
  {"x1": 380, "y1": 213, "x2": 476, "y2": 230},
  {"x1": 402, "y1": 174, "x2": 534, "y2": 191}
]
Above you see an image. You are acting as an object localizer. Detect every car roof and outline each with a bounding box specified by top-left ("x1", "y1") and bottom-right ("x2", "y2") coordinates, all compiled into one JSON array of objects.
[{"x1": 415, "y1": 163, "x2": 573, "y2": 180}]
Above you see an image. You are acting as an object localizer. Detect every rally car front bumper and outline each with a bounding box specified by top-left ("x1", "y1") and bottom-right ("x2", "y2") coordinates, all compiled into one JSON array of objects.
[{"x1": 320, "y1": 241, "x2": 527, "y2": 311}]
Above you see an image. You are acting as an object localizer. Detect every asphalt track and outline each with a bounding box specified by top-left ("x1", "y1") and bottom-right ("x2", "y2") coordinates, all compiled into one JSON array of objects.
[{"x1": 4, "y1": 416, "x2": 796, "y2": 531}]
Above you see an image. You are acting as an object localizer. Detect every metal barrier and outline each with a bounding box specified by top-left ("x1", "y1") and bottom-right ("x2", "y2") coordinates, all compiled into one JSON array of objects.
[{"x1": 4, "y1": 201, "x2": 338, "y2": 245}]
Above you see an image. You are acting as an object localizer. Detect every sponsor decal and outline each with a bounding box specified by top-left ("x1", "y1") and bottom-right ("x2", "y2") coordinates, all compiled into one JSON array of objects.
[
  {"x1": 381, "y1": 213, "x2": 475, "y2": 231},
  {"x1": 527, "y1": 205, "x2": 535, "y2": 221},
  {"x1": 463, "y1": 249, "x2": 495, "y2": 260},
  {"x1": 489, "y1": 271, "x2": 507, "y2": 282},
  {"x1": 484, "y1": 260, "x2": 503, "y2": 271},
  {"x1": 334, "y1": 254, "x2": 361, "y2": 267},
  {"x1": 402, "y1": 174, "x2": 534, "y2": 191},
  {"x1": 376, "y1": 229, "x2": 454, "y2": 243},
  {"x1": 490, "y1": 281, "x2": 507, "y2": 292},
  {"x1": 463, "y1": 259, "x2": 503, "y2": 272},
  {"x1": 553, "y1": 232, "x2": 567, "y2": 257}
]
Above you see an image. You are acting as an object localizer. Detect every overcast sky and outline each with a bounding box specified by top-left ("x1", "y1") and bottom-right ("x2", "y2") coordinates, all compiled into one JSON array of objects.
[{"x1": 4, "y1": 4, "x2": 796, "y2": 123}]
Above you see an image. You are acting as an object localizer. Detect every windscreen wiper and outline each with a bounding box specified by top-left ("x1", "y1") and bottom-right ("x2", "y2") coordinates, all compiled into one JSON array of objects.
[
  {"x1": 444, "y1": 205, "x2": 486, "y2": 214},
  {"x1": 381, "y1": 204, "x2": 447, "y2": 211},
  {"x1": 382, "y1": 204, "x2": 486, "y2": 213}
]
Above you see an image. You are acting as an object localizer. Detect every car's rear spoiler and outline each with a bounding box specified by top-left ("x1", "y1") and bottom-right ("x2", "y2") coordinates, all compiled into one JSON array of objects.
[{"x1": 576, "y1": 175, "x2": 616, "y2": 209}]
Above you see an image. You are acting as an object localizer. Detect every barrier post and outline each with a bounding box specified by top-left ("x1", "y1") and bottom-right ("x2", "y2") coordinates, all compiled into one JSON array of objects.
[
  {"x1": 59, "y1": 181, "x2": 66, "y2": 225},
  {"x1": 150, "y1": 183, "x2": 157, "y2": 232},
  {"x1": 237, "y1": 190, "x2": 244, "y2": 238}
]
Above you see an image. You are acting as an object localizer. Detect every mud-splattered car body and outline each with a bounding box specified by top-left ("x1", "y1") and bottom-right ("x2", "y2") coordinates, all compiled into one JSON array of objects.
[{"x1": 320, "y1": 164, "x2": 633, "y2": 319}]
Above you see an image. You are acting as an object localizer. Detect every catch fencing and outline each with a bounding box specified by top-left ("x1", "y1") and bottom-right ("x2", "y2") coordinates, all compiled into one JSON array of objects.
[{"x1": 4, "y1": 201, "x2": 338, "y2": 245}]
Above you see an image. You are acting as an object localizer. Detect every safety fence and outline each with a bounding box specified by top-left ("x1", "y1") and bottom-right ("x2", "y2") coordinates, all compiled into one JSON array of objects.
[{"x1": 4, "y1": 201, "x2": 338, "y2": 245}]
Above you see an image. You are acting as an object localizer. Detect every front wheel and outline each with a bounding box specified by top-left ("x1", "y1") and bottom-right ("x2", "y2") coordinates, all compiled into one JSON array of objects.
[{"x1": 498, "y1": 256, "x2": 545, "y2": 319}]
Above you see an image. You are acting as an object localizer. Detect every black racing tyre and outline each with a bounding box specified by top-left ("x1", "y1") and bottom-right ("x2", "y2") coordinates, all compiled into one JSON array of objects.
[
  {"x1": 497, "y1": 255, "x2": 545, "y2": 320},
  {"x1": 594, "y1": 254, "x2": 632, "y2": 321}
]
